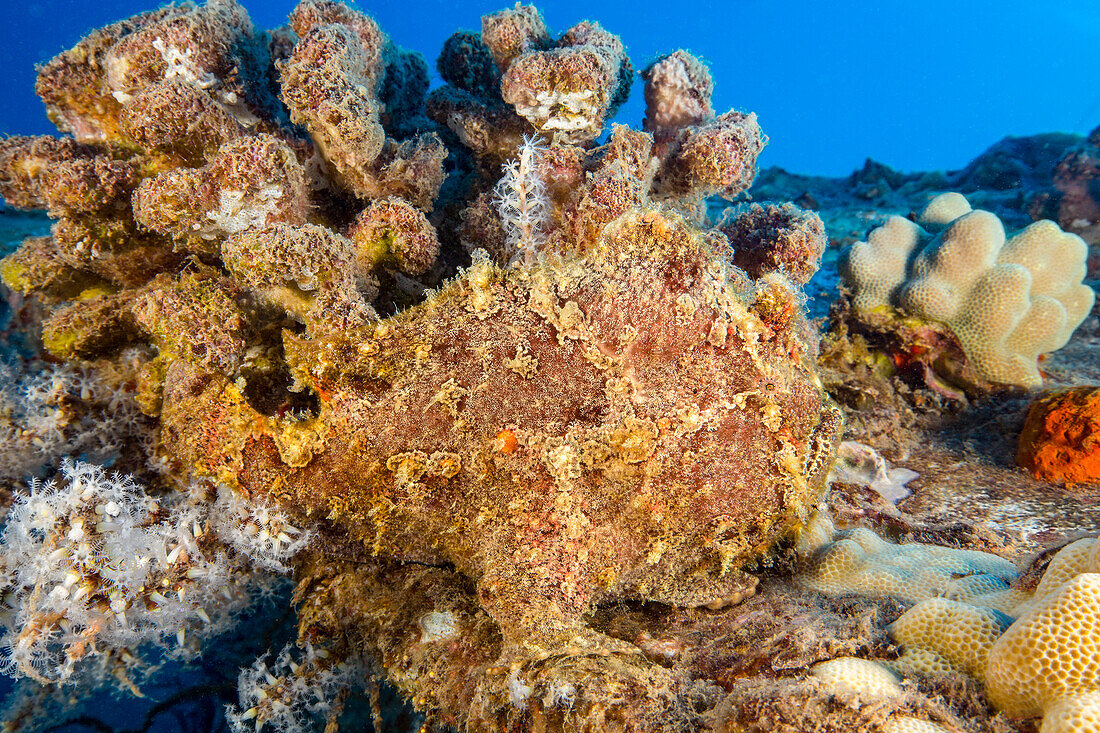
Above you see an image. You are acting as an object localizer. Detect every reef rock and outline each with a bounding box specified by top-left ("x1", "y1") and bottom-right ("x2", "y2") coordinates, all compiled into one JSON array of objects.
[{"x1": 1030, "y1": 125, "x2": 1100, "y2": 254}]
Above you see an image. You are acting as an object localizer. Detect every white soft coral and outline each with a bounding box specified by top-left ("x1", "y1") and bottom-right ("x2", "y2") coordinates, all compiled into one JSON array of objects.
[
  {"x1": 226, "y1": 643, "x2": 367, "y2": 733},
  {"x1": 0, "y1": 461, "x2": 264, "y2": 684},
  {"x1": 211, "y1": 484, "x2": 313, "y2": 574},
  {"x1": 493, "y1": 134, "x2": 550, "y2": 266}
]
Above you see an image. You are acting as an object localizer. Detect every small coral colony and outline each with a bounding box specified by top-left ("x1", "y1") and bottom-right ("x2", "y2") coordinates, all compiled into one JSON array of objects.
[{"x1": 0, "y1": 1, "x2": 1095, "y2": 732}]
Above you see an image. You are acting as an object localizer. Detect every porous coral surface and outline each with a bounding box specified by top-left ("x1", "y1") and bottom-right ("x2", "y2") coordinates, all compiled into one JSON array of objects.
[{"x1": 839, "y1": 193, "x2": 1094, "y2": 387}]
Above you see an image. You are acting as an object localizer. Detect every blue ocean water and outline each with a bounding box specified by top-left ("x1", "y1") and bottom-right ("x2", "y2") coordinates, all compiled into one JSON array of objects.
[{"x1": 1, "y1": 0, "x2": 1098, "y2": 176}]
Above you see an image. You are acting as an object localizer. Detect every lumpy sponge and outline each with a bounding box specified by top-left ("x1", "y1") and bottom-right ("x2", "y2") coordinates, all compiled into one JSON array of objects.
[
  {"x1": 840, "y1": 193, "x2": 1095, "y2": 386},
  {"x1": 1017, "y1": 386, "x2": 1100, "y2": 487}
]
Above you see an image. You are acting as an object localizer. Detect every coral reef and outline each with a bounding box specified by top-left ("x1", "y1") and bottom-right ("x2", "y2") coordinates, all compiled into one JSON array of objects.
[
  {"x1": 835, "y1": 192, "x2": 1094, "y2": 389},
  {"x1": 1, "y1": 1, "x2": 1098, "y2": 732},
  {"x1": 883, "y1": 536, "x2": 1100, "y2": 733},
  {"x1": 796, "y1": 510, "x2": 1100, "y2": 732},
  {"x1": 0, "y1": 1, "x2": 853, "y2": 730}
]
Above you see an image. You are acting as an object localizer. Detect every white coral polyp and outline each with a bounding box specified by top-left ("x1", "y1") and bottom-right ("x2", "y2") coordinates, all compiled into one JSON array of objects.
[
  {"x1": 203, "y1": 185, "x2": 285, "y2": 239},
  {"x1": 226, "y1": 643, "x2": 365, "y2": 733},
  {"x1": 152, "y1": 36, "x2": 217, "y2": 90},
  {"x1": 212, "y1": 485, "x2": 313, "y2": 573},
  {"x1": 0, "y1": 460, "x2": 258, "y2": 685},
  {"x1": 494, "y1": 134, "x2": 550, "y2": 266}
]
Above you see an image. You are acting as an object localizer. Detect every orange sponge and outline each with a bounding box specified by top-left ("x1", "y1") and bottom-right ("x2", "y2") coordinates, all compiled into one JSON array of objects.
[{"x1": 1017, "y1": 386, "x2": 1100, "y2": 487}]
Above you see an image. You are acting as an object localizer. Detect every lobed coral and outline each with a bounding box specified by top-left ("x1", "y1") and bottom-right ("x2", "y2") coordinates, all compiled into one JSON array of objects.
[
  {"x1": 837, "y1": 192, "x2": 1095, "y2": 388},
  {"x1": 886, "y1": 537, "x2": 1100, "y2": 733},
  {"x1": 796, "y1": 511, "x2": 1018, "y2": 604},
  {"x1": 800, "y1": 510, "x2": 1100, "y2": 733}
]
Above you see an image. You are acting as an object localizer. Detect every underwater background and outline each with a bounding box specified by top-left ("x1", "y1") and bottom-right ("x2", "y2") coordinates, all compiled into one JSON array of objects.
[
  {"x1": 3, "y1": 0, "x2": 1100, "y2": 175},
  {"x1": 0, "y1": 1, "x2": 1097, "y2": 732}
]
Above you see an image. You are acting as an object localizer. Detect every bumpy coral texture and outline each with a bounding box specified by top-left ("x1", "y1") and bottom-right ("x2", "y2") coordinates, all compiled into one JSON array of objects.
[
  {"x1": 799, "y1": 513, "x2": 1100, "y2": 731},
  {"x1": 984, "y1": 539, "x2": 1100, "y2": 722},
  {"x1": 840, "y1": 193, "x2": 1095, "y2": 386},
  {"x1": 797, "y1": 524, "x2": 1017, "y2": 604},
  {"x1": 498, "y1": 11, "x2": 632, "y2": 144},
  {"x1": 642, "y1": 50, "x2": 714, "y2": 132},
  {"x1": 810, "y1": 656, "x2": 902, "y2": 701},
  {"x1": 849, "y1": 535, "x2": 1100, "y2": 733},
  {"x1": 888, "y1": 598, "x2": 1013, "y2": 678},
  {"x1": 808, "y1": 657, "x2": 954, "y2": 733},
  {"x1": 1016, "y1": 386, "x2": 1100, "y2": 487}
]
